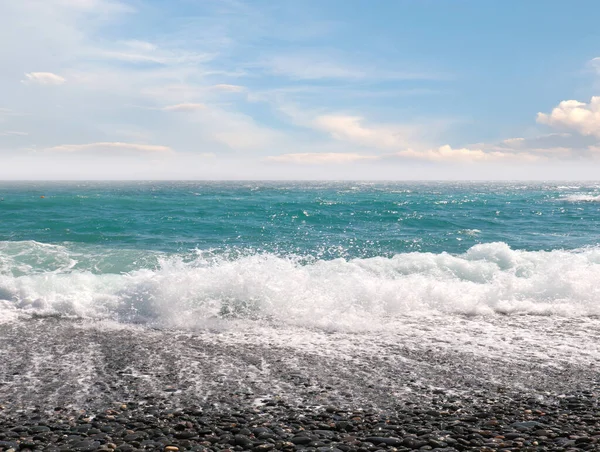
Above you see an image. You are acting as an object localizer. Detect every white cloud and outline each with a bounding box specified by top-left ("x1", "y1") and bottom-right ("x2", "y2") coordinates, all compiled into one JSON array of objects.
[
  {"x1": 211, "y1": 84, "x2": 245, "y2": 92},
  {"x1": 313, "y1": 114, "x2": 414, "y2": 150},
  {"x1": 159, "y1": 104, "x2": 281, "y2": 151},
  {"x1": 163, "y1": 103, "x2": 206, "y2": 112},
  {"x1": 97, "y1": 47, "x2": 211, "y2": 65},
  {"x1": 263, "y1": 55, "x2": 365, "y2": 80},
  {"x1": 259, "y1": 54, "x2": 442, "y2": 81},
  {"x1": 123, "y1": 40, "x2": 157, "y2": 52},
  {"x1": 502, "y1": 137, "x2": 526, "y2": 145},
  {"x1": 395, "y1": 145, "x2": 539, "y2": 163},
  {"x1": 0, "y1": 131, "x2": 28, "y2": 136},
  {"x1": 267, "y1": 144, "x2": 545, "y2": 165},
  {"x1": 537, "y1": 97, "x2": 600, "y2": 138},
  {"x1": 46, "y1": 142, "x2": 172, "y2": 153},
  {"x1": 197, "y1": 109, "x2": 280, "y2": 150},
  {"x1": 97, "y1": 51, "x2": 166, "y2": 64},
  {"x1": 53, "y1": 0, "x2": 134, "y2": 14},
  {"x1": 267, "y1": 152, "x2": 378, "y2": 164},
  {"x1": 271, "y1": 104, "x2": 438, "y2": 152},
  {"x1": 142, "y1": 83, "x2": 245, "y2": 105},
  {"x1": 22, "y1": 72, "x2": 66, "y2": 85}
]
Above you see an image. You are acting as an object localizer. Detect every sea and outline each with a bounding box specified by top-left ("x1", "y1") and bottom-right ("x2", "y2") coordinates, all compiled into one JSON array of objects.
[{"x1": 0, "y1": 181, "x2": 599, "y2": 411}]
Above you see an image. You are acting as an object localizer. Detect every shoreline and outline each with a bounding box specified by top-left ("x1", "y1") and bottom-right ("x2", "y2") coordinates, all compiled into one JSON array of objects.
[{"x1": 0, "y1": 317, "x2": 598, "y2": 450}]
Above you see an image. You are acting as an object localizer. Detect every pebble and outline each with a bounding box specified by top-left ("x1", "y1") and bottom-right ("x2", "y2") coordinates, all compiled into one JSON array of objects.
[
  {"x1": 364, "y1": 436, "x2": 403, "y2": 446},
  {"x1": 0, "y1": 388, "x2": 597, "y2": 452}
]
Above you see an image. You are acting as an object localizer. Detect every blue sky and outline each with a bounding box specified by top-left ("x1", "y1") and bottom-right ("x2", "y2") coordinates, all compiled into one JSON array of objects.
[{"x1": 1, "y1": 0, "x2": 600, "y2": 179}]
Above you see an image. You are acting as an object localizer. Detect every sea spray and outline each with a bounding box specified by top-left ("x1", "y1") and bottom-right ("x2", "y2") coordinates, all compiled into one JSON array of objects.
[{"x1": 1, "y1": 240, "x2": 599, "y2": 329}]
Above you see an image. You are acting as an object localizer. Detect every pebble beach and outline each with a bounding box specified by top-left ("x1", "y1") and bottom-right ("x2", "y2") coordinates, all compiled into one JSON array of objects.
[{"x1": 0, "y1": 315, "x2": 598, "y2": 451}]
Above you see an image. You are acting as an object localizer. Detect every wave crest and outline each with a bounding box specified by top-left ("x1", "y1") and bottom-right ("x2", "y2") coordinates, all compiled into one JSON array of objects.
[
  {"x1": 560, "y1": 194, "x2": 600, "y2": 202},
  {"x1": 0, "y1": 241, "x2": 599, "y2": 330}
]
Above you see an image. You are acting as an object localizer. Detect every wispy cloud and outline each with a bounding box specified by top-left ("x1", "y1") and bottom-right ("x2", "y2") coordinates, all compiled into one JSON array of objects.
[
  {"x1": 52, "y1": 0, "x2": 135, "y2": 14},
  {"x1": 194, "y1": 109, "x2": 281, "y2": 150},
  {"x1": 159, "y1": 102, "x2": 282, "y2": 151},
  {"x1": 122, "y1": 40, "x2": 157, "y2": 52},
  {"x1": 96, "y1": 45, "x2": 213, "y2": 66},
  {"x1": 0, "y1": 131, "x2": 28, "y2": 137},
  {"x1": 395, "y1": 145, "x2": 539, "y2": 163},
  {"x1": 46, "y1": 142, "x2": 173, "y2": 153},
  {"x1": 22, "y1": 72, "x2": 66, "y2": 85},
  {"x1": 266, "y1": 145, "x2": 544, "y2": 165},
  {"x1": 267, "y1": 152, "x2": 378, "y2": 164},
  {"x1": 0, "y1": 108, "x2": 25, "y2": 119},
  {"x1": 139, "y1": 81, "x2": 246, "y2": 105},
  {"x1": 162, "y1": 103, "x2": 207, "y2": 112},
  {"x1": 257, "y1": 53, "x2": 445, "y2": 81},
  {"x1": 312, "y1": 114, "x2": 416, "y2": 150},
  {"x1": 211, "y1": 84, "x2": 245, "y2": 92}
]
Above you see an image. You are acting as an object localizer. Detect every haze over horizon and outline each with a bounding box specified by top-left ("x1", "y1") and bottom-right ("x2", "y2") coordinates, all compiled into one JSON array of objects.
[{"x1": 2, "y1": 0, "x2": 600, "y2": 180}]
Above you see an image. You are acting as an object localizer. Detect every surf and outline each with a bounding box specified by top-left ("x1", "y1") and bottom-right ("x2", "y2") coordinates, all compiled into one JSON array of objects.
[{"x1": 0, "y1": 240, "x2": 599, "y2": 330}]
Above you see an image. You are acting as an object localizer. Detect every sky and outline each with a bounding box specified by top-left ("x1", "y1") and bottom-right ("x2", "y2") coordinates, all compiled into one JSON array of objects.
[{"x1": 2, "y1": 0, "x2": 600, "y2": 180}]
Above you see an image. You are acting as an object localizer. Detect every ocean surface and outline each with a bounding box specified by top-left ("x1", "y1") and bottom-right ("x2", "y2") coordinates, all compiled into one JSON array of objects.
[{"x1": 1, "y1": 181, "x2": 599, "y2": 329}]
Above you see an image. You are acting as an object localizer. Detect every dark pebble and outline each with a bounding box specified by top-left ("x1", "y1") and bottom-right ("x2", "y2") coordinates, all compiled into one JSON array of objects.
[
  {"x1": 291, "y1": 436, "x2": 313, "y2": 445},
  {"x1": 234, "y1": 434, "x2": 253, "y2": 447},
  {"x1": 364, "y1": 436, "x2": 403, "y2": 447},
  {"x1": 0, "y1": 388, "x2": 597, "y2": 452}
]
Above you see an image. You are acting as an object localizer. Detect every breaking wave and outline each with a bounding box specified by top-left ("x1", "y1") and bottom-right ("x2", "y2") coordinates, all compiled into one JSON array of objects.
[
  {"x1": 0, "y1": 240, "x2": 599, "y2": 330},
  {"x1": 560, "y1": 194, "x2": 600, "y2": 202}
]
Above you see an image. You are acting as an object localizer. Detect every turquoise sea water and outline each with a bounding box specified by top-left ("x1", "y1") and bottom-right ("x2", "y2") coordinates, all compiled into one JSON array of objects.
[
  {"x1": 2, "y1": 181, "x2": 600, "y2": 255},
  {"x1": 1, "y1": 181, "x2": 599, "y2": 326}
]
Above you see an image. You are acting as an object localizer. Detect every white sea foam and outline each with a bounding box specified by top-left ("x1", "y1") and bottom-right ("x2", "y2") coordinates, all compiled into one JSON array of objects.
[
  {"x1": 0, "y1": 241, "x2": 599, "y2": 329},
  {"x1": 560, "y1": 194, "x2": 600, "y2": 202}
]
